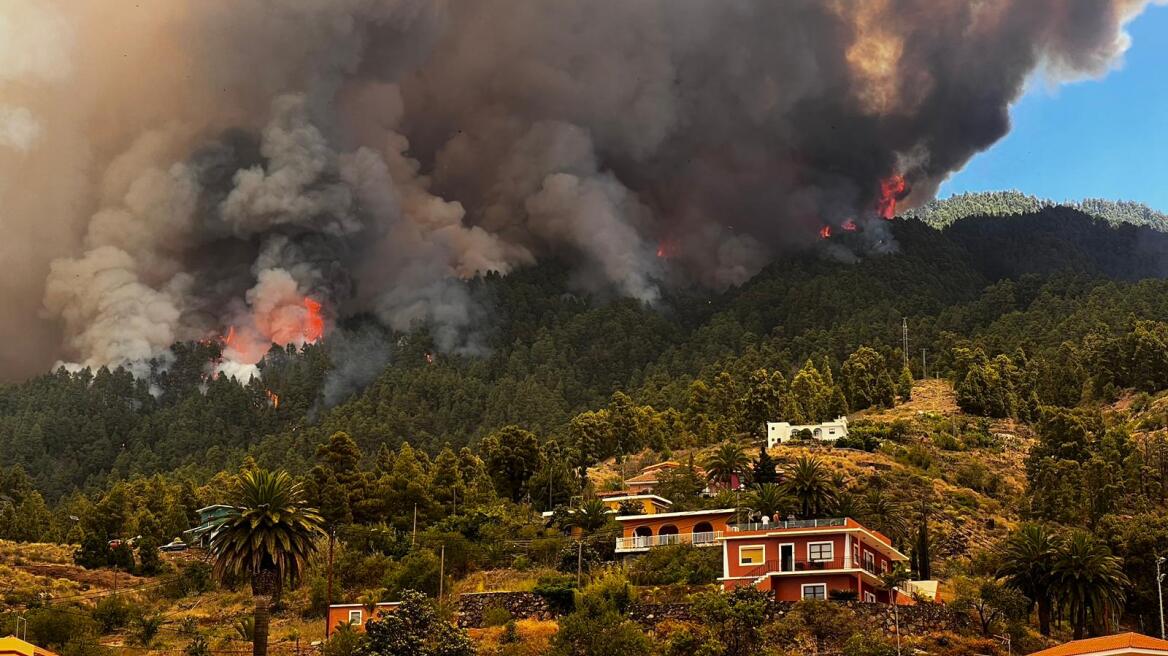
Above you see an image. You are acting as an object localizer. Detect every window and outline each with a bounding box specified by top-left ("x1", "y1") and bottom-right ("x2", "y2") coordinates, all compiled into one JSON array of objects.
[
  {"x1": 864, "y1": 591, "x2": 876, "y2": 603},
  {"x1": 864, "y1": 551, "x2": 875, "y2": 572},
  {"x1": 348, "y1": 610, "x2": 363, "y2": 625},
  {"x1": 739, "y1": 545, "x2": 766, "y2": 566},
  {"x1": 802, "y1": 584, "x2": 827, "y2": 600},
  {"x1": 808, "y1": 542, "x2": 833, "y2": 562},
  {"x1": 881, "y1": 560, "x2": 889, "y2": 574}
]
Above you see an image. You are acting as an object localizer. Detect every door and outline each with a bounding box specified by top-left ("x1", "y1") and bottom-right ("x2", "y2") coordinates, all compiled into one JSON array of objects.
[{"x1": 780, "y1": 543, "x2": 795, "y2": 572}]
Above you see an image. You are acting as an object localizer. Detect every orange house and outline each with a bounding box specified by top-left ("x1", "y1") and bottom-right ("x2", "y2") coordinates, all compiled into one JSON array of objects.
[
  {"x1": 719, "y1": 517, "x2": 913, "y2": 603},
  {"x1": 614, "y1": 507, "x2": 738, "y2": 553},
  {"x1": 625, "y1": 461, "x2": 709, "y2": 495},
  {"x1": 326, "y1": 602, "x2": 400, "y2": 637}
]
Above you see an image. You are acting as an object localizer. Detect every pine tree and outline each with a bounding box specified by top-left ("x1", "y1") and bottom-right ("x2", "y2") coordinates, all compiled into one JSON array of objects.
[{"x1": 898, "y1": 366, "x2": 914, "y2": 401}]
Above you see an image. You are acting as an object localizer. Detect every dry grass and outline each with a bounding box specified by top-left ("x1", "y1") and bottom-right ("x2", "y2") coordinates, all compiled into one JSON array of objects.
[
  {"x1": 452, "y1": 567, "x2": 562, "y2": 595},
  {"x1": 470, "y1": 619, "x2": 558, "y2": 656}
]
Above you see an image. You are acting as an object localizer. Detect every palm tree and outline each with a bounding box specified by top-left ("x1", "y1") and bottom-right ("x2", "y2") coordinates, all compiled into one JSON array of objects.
[
  {"x1": 705, "y1": 442, "x2": 751, "y2": 488},
  {"x1": 859, "y1": 487, "x2": 909, "y2": 543},
  {"x1": 997, "y1": 523, "x2": 1059, "y2": 636},
  {"x1": 1051, "y1": 530, "x2": 1129, "y2": 639},
  {"x1": 784, "y1": 455, "x2": 836, "y2": 518},
  {"x1": 748, "y1": 483, "x2": 793, "y2": 519},
  {"x1": 564, "y1": 498, "x2": 612, "y2": 534},
  {"x1": 210, "y1": 469, "x2": 325, "y2": 656}
]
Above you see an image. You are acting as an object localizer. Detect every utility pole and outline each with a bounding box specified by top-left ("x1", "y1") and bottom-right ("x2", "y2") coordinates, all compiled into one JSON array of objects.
[
  {"x1": 921, "y1": 349, "x2": 927, "y2": 379},
  {"x1": 411, "y1": 503, "x2": 418, "y2": 549},
  {"x1": 439, "y1": 544, "x2": 446, "y2": 601},
  {"x1": 1158, "y1": 555, "x2": 1166, "y2": 639},
  {"x1": 902, "y1": 317, "x2": 909, "y2": 371},
  {"x1": 325, "y1": 527, "x2": 335, "y2": 640},
  {"x1": 576, "y1": 541, "x2": 583, "y2": 587}
]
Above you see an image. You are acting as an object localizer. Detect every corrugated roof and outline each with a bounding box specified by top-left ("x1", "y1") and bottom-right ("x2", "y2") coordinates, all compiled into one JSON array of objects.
[{"x1": 1029, "y1": 632, "x2": 1168, "y2": 656}]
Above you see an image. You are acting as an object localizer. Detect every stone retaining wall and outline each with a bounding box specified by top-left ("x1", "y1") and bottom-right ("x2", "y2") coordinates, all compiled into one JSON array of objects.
[
  {"x1": 457, "y1": 591, "x2": 962, "y2": 636},
  {"x1": 456, "y1": 591, "x2": 554, "y2": 627},
  {"x1": 628, "y1": 599, "x2": 963, "y2": 636}
]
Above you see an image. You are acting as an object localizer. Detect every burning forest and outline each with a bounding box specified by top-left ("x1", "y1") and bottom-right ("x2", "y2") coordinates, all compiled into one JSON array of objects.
[{"x1": 0, "y1": 0, "x2": 1155, "y2": 381}]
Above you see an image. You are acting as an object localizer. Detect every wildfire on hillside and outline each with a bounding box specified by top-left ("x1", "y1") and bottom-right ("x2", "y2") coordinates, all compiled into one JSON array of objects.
[{"x1": 877, "y1": 174, "x2": 909, "y2": 220}]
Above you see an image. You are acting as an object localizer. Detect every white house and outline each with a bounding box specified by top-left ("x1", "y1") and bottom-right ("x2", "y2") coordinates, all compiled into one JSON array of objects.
[{"x1": 767, "y1": 416, "x2": 849, "y2": 448}]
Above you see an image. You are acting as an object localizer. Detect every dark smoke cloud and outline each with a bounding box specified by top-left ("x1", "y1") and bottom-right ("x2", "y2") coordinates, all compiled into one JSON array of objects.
[
  {"x1": 0, "y1": 0, "x2": 1153, "y2": 379},
  {"x1": 319, "y1": 324, "x2": 394, "y2": 410}
]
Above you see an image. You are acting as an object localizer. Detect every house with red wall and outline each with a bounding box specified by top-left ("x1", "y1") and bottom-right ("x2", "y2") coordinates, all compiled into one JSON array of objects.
[{"x1": 719, "y1": 517, "x2": 913, "y2": 603}]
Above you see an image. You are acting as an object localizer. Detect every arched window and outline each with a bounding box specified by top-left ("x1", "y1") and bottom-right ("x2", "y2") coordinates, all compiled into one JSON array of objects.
[
  {"x1": 692, "y1": 521, "x2": 715, "y2": 544},
  {"x1": 658, "y1": 524, "x2": 679, "y2": 545}
]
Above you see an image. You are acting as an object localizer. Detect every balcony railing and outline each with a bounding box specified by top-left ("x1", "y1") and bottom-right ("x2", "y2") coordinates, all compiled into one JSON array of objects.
[
  {"x1": 744, "y1": 556, "x2": 886, "y2": 579},
  {"x1": 615, "y1": 531, "x2": 723, "y2": 552},
  {"x1": 728, "y1": 517, "x2": 847, "y2": 532}
]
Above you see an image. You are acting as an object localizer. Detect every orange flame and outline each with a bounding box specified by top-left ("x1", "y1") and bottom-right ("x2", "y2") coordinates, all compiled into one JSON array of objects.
[
  {"x1": 303, "y1": 297, "x2": 324, "y2": 343},
  {"x1": 656, "y1": 238, "x2": 680, "y2": 259},
  {"x1": 819, "y1": 225, "x2": 833, "y2": 239},
  {"x1": 842, "y1": 218, "x2": 858, "y2": 232},
  {"x1": 877, "y1": 174, "x2": 907, "y2": 220}
]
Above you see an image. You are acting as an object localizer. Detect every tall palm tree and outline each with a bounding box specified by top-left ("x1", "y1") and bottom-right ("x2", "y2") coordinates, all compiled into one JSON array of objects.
[
  {"x1": 210, "y1": 469, "x2": 325, "y2": 656},
  {"x1": 783, "y1": 455, "x2": 836, "y2": 518},
  {"x1": 997, "y1": 523, "x2": 1059, "y2": 636},
  {"x1": 859, "y1": 487, "x2": 909, "y2": 544},
  {"x1": 705, "y1": 442, "x2": 751, "y2": 488},
  {"x1": 748, "y1": 483, "x2": 793, "y2": 519},
  {"x1": 1051, "y1": 530, "x2": 1129, "y2": 639}
]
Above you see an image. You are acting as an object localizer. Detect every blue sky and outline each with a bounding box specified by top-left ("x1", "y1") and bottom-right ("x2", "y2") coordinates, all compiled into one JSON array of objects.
[{"x1": 939, "y1": 4, "x2": 1168, "y2": 211}]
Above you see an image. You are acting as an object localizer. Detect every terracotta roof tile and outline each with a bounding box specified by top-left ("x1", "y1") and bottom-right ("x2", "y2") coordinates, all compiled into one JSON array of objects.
[{"x1": 1029, "y1": 632, "x2": 1168, "y2": 656}]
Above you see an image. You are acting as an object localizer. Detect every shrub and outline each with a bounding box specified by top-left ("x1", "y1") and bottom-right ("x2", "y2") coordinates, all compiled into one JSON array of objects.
[
  {"x1": 532, "y1": 575, "x2": 577, "y2": 614},
  {"x1": 93, "y1": 595, "x2": 135, "y2": 632},
  {"x1": 628, "y1": 543, "x2": 721, "y2": 586},
  {"x1": 550, "y1": 575, "x2": 648, "y2": 656},
  {"x1": 135, "y1": 537, "x2": 163, "y2": 576},
  {"x1": 828, "y1": 588, "x2": 858, "y2": 601},
  {"x1": 179, "y1": 562, "x2": 213, "y2": 596}
]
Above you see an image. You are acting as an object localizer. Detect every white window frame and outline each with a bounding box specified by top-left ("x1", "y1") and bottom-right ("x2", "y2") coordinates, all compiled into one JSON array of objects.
[
  {"x1": 348, "y1": 609, "x2": 363, "y2": 624},
  {"x1": 779, "y1": 542, "x2": 796, "y2": 572},
  {"x1": 864, "y1": 550, "x2": 876, "y2": 571},
  {"x1": 807, "y1": 541, "x2": 834, "y2": 563},
  {"x1": 864, "y1": 591, "x2": 877, "y2": 603},
  {"x1": 801, "y1": 583, "x2": 827, "y2": 600},
  {"x1": 738, "y1": 544, "x2": 767, "y2": 567},
  {"x1": 881, "y1": 560, "x2": 889, "y2": 574}
]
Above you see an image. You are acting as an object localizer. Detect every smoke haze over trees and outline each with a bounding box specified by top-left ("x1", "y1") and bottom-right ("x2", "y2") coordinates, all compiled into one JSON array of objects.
[{"x1": 0, "y1": 0, "x2": 1156, "y2": 379}]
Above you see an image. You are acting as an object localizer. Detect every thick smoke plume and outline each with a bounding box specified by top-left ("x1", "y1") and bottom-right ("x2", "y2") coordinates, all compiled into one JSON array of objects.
[{"x1": 0, "y1": 0, "x2": 1153, "y2": 379}]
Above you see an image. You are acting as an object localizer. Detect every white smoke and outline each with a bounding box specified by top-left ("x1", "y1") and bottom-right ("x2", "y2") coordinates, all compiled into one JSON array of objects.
[{"x1": 0, "y1": 0, "x2": 1155, "y2": 380}]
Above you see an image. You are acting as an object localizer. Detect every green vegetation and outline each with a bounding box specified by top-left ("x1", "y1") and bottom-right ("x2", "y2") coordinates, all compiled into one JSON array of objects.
[
  {"x1": 904, "y1": 190, "x2": 1168, "y2": 231},
  {"x1": 6, "y1": 209, "x2": 1168, "y2": 652}
]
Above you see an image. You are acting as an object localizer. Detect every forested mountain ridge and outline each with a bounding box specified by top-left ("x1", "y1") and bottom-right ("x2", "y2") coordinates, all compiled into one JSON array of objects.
[
  {"x1": 3, "y1": 208, "x2": 1168, "y2": 500},
  {"x1": 904, "y1": 190, "x2": 1168, "y2": 231}
]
